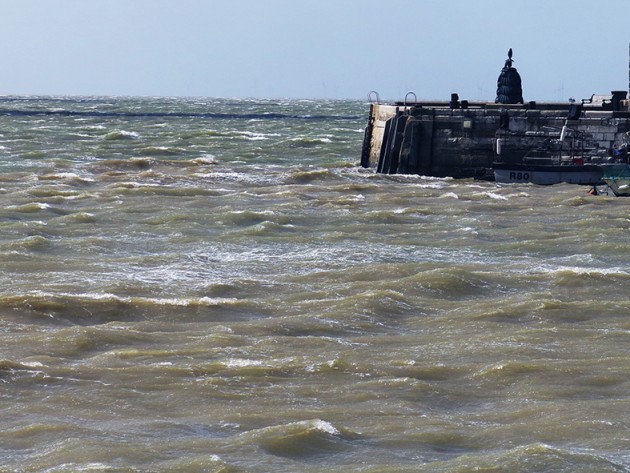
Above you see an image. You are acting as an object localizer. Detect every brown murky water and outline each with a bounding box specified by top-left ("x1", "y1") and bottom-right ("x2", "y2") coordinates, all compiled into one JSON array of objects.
[{"x1": 1, "y1": 97, "x2": 629, "y2": 472}]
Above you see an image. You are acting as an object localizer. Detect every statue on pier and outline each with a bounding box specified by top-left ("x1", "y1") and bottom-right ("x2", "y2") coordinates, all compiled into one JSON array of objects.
[{"x1": 495, "y1": 48, "x2": 524, "y2": 104}]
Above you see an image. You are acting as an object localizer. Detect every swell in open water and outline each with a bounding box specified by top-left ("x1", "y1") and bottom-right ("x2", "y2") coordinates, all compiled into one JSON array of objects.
[{"x1": 1, "y1": 96, "x2": 630, "y2": 472}]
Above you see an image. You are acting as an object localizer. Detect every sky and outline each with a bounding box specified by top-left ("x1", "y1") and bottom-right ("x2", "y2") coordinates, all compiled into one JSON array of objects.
[{"x1": 1, "y1": 0, "x2": 629, "y2": 101}]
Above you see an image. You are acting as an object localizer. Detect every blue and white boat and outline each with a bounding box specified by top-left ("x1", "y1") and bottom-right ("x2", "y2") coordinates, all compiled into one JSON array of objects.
[{"x1": 493, "y1": 161, "x2": 603, "y2": 185}]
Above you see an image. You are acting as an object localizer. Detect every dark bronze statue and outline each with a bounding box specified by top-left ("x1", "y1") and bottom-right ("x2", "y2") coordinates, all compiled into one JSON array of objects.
[{"x1": 496, "y1": 48, "x2": 523, "y2": 104}]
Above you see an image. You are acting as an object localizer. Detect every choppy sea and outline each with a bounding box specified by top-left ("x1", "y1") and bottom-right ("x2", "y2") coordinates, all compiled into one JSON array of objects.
[{"x1": 1, "y1": 96, "x2": 630, "y2": 472}]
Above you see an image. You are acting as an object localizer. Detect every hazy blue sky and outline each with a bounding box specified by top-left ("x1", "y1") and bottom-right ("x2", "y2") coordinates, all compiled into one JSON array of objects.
[{"x1": 2, "y1": 0, "x2": 629, "y2": 101}]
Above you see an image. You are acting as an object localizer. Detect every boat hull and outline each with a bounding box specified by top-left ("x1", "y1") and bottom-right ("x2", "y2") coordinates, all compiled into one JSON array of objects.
[
  {"x1": 601, "y1": 163, "x2": 630, "y2": 196},
  {"x1": 493, "y1": 163, "x2": 603, "y2": 185}
]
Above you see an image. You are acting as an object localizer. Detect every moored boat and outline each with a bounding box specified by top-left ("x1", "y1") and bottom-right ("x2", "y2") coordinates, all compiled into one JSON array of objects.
[
  {"x1": 493, "y1": 161, "x2": 603, "y2": 185},
  {"x1": 493, "y1": 120, "x2": 605, "y2": 185},
  {"x1": 601, "y1": 163, "x2": 630, "y2": 196}
]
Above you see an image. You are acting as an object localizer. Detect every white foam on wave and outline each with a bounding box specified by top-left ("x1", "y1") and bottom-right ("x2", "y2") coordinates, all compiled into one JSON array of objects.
[
  {"x1": 538, "y1": 265, "x2": 630, "y2": 277},
  {"x1": 267, "y1": 419, "x2": 341, "y2": 436},
  {"x1": 230, "y1": 209, "x2": 275, "y2": 216},
  {"x1": 42, "y1": 463, "x2": 117, "y2": 472},
  {"x1": 151, "y1": 296, "x2": 239, "y2": 306},
  {"x1": 8, "y1": 202, "x2": 50, "y2": 210},
  {"x1": 192, "y1": 154, "x2": 218, "y2": 165},
  {"x1": 111, "y1": 181, "x2": 161, "y2": 189},
  {"x1": 420, "y1": 175, "x2": 453, "y2": 181},
  {"x1": 339, "y1": 194, "x2": 365, "y2": 203},
  {"x1": 225, "y1": 359, "x2": 264, "y2": 368},
  {"x1": 416, "y1": 181, "x2": 449, "y2": 189},
  {"x1": 103, "y1": 130, "x2": 140, "y2": 140},
  {"x1": 236, "y1": 131, "x2": 280, "y2": 140},
  {"x1": 311, "y1": 419, "x2": 341, "y2": 436},
  {"x1": 25, "y1": 291, "x2": 239, "y2": 307},
  {"x1": 290, "y1": 136, "x2": 332, "y2": 144},
  {"x1": 506, "y1": 191, "x2": 531, "y2": 198},
  {"x1": 41, "y1": 172, "x2": 95, "y2": 183},
  {"x1": 480, "y1": 191, "x2": 508, "y2": 201},
  {"x1": 194, "y1": 170, "x2": 281, "y2": 186}
]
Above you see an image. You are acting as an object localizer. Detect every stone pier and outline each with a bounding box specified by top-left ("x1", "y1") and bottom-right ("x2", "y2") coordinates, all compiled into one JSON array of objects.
[{"x1": 361, "y1": 97, "x2": 630, "y2": 179}]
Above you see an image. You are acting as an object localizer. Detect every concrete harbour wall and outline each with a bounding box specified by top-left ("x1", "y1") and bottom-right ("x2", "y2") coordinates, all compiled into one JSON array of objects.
[{"x1": 362, "y1": 100, "x2": 630, "y2": 178}]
